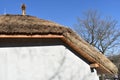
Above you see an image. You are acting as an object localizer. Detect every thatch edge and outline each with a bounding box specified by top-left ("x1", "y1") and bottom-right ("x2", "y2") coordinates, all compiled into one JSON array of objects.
[{"x1": 62, "y1": 30, "x2": 118, "y2": 74}]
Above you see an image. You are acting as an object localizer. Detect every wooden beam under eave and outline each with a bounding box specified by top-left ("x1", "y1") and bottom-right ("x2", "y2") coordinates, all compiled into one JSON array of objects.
[
  {"x1": 61, "y1": 36, "x2": 96, "y2": 63},
  {"x1": 0, "y1": 34, "x2": 64, "y2": 39},
  {"x1": 90, "y1": 63, "x2": 99, "y2": 68}
]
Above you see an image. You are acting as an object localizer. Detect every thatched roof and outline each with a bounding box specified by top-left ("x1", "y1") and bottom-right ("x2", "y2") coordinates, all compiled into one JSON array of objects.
[
  {"x1": 0, "y1": 14, "x2": 69, "y2": 34},
  {"x1": 0, "y1": 14, "x2": 118, "y2": 74}
]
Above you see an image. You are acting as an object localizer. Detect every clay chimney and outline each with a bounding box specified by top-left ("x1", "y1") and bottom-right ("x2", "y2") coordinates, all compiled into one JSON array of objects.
[{"x1": 21, "y1": 4, "x2": 26, "y2": 15}]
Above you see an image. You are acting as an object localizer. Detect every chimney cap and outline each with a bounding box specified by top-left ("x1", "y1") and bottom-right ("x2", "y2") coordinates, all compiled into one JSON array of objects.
[{"x1": 21, "y1": 4, "x2": 26, "y2": 10}]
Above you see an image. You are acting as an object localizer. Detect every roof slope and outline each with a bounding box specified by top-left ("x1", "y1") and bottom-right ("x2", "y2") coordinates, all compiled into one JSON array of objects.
[
  {"x1": 0, "y1": 14, "x2": 68, "y2": 34},
  {"x1": 0, "y1": 14, "x2": 118, "y2": 74}
]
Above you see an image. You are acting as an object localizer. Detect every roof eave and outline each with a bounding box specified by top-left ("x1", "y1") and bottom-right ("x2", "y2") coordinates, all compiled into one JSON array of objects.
[{"x1": 0, "y1": 34, "x2": 118, "y2": 75}]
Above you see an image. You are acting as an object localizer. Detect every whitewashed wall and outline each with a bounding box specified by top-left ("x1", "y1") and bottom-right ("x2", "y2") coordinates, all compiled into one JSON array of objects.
[{"x1": 0, "y1": 45, "x2": 99, "y2": 80}]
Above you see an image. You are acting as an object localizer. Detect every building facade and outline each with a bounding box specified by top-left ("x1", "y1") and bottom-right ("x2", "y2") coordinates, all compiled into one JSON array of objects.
[{"x1": 0, "y1": 15, "x2": 118, "y2": 80}]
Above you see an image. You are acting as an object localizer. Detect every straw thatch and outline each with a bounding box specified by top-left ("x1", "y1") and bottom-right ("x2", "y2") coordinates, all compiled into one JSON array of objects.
[
  {"x1": 0, "y1": 14, "x2": 69, "y2": 34},
  {"x1": 0, "y1": 14, "x2": 118, "y2": 74}
]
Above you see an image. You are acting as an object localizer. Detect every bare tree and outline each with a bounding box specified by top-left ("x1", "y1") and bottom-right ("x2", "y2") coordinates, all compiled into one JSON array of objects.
[
  {"x1": 108, "y1": 54, "x2": 120, "y2": 79},
  {"x1": 74, "y1": 10, "x2": 120, "y2": 80},
  {"x1": 75, "y1": 10, "x2": 120, "y2": 54}
]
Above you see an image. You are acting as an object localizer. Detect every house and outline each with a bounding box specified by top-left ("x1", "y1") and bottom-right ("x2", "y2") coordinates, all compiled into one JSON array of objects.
[{"x1": 0, "y1": 14, "x2": 118, "y2": 80}]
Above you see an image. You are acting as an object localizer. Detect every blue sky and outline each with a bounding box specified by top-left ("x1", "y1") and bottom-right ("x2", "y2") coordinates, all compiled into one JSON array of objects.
[{"x1": 0, "y1": 0, "x2": 120, "y2": 28}]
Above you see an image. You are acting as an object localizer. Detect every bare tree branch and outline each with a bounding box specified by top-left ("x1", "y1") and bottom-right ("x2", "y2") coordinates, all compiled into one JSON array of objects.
[{"x1": 74, "y1": 10, "x2": 120, "y2": 54}]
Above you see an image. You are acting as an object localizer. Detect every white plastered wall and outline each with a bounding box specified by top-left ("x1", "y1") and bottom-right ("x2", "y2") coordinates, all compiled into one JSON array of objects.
[{"x1": 0, "y1": 45, "x2": 99, "y2": 80}]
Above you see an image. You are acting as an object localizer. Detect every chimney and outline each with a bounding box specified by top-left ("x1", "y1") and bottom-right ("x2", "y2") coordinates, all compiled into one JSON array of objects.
[{"x1": 21, "y1": 4, "x2": 26, "y2": 15}]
